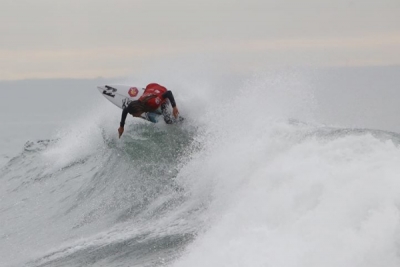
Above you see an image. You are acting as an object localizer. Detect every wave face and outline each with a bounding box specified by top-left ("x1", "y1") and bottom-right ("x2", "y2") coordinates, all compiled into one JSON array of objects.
[{"x1": 2, "y1": 71, "x2": 400, "y2": 267}]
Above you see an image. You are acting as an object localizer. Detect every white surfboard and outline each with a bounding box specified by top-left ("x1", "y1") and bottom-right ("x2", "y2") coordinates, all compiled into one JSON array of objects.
[
  {"x1": 97, "y1": 84, "x2": 161, "y2": 123},
  {"x1": 97, "y1": 84, "x2": 144, "y2": 109}
]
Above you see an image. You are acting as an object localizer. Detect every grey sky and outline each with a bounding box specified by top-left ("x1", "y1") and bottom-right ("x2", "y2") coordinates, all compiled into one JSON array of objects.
[{"x1": 1, "y1": 0, "x2": 399, "y2": 80}]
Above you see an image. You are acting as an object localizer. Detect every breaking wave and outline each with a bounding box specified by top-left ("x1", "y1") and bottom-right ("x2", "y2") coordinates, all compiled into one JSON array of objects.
[{"x1": 2, "y1": 72, "x2": 400, "y2": 267}]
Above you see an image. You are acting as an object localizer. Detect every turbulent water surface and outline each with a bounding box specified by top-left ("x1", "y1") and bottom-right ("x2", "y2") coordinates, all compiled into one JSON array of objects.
[{"x1": 1, "y1": 68, "x2": 400, "y2": 267}]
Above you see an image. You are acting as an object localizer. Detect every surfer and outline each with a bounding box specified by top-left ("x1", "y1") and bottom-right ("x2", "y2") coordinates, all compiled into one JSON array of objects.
[{"x1": 118, "y1": 83, "x2": 180, "y2": 138}]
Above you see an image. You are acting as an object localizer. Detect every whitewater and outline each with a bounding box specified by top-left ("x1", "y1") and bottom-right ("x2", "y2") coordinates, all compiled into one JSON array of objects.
[{"x1": 1, "y1": 67, "x2": 400, "y2": 267}]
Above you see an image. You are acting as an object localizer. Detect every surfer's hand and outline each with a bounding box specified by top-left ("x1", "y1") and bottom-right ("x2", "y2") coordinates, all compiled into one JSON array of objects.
[
  {"x1": 118, "y1": 127, "x2": 124, "y2": 138},
  {"x1": 172, "y1": 106, "x2": 179, "y2": 118}
]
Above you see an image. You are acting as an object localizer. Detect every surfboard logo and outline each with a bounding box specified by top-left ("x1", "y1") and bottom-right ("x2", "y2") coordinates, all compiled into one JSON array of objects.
[
  {"x1": 128, "y1": 87, "x2": 139, "y2": 97},
  {"x1": 103, "y1": 86, "x2": 117, "y2": 98},
  {"x1": 122, "y1": 98, "x2": 132, "y2": 108}
]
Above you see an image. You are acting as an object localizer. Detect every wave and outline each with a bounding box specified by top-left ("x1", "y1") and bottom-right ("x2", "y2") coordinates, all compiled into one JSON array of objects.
[{"x1": 2, "y1": 72, "x2": 400, "y2": 267}]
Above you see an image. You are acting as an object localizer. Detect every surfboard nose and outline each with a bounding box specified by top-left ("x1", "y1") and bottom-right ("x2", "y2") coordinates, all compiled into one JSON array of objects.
[{"x1": 97, "y1": 85, "x2": 106, "y2": 93}]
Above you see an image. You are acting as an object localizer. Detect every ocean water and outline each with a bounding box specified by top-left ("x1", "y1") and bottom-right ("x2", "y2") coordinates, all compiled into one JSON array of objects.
[{"x1": 1, "y1": 66, "x2": 400, "y2": 267}]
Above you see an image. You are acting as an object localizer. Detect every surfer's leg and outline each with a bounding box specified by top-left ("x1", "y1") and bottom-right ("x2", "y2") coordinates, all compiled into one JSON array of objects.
[{"x1": 144, "y1": 112, "x2": 159, "y2": 123}]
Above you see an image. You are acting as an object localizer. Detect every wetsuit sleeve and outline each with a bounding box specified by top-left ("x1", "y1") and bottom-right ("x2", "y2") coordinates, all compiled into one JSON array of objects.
[
  {"x1": 162, "y1": 91, "x2": 177, "y2": 107},
  {"x1": 120, "y1": 107, "x2": 129, "y2": 127}
]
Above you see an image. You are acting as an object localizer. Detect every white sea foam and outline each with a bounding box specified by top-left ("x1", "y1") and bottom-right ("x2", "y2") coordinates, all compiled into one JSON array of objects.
[{"x1": 172, "y1": 73, "x2": 400, "y2": 267}]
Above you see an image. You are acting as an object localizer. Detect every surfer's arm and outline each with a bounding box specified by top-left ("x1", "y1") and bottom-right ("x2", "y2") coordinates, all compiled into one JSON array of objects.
[
  {"x1": 162, "y1": 91, "x2": 176, "y2": 107},
  {"x1": 118, "y1": 108, "x2": 129, "y2": 138},
  {"x1": 162, "y1": 91, "x2": 179, "y2": 118},
  {"x1": 120, "y1": 107, "x2": 129, "y2": 127}
]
